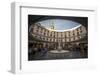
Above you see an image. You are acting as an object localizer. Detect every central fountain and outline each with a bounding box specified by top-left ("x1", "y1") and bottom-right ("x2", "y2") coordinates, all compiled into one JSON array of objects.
[{"x1": 48, "y1": 42, "x2": 70, "y2": 58}]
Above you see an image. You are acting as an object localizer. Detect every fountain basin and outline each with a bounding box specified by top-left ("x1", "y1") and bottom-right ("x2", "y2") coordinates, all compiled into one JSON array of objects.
[
  {"x1": 48, "y1": 50, "x2": 70, "y2": 58},
  {"x1": 50, "y1": 50, "x2": 69, "y2": 53}
]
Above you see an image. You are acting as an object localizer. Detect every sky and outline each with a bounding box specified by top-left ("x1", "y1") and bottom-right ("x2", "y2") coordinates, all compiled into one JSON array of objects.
[{"x1": 39, "y1": 19, "x2": 80, "y2": 31}]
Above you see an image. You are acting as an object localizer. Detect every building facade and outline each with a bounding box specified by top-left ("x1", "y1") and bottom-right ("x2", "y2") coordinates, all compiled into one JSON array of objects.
[{"x1": 29, "y1": 22, "x2": 87, "y2": 50}]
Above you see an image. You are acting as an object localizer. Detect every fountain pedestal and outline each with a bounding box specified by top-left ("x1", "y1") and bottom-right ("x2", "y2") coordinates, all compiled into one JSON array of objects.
[
  {"x1": 48, "y1": 42, "x2": 70, "y2": 58},
  {"x1": 57, "y1": 42, "x2": 62, "y2": 51}
]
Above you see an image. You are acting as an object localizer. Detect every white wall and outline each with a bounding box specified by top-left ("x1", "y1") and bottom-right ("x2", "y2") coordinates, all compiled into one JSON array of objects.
[{"x1": 0, "y1": 0, "x2": 100, "y2": 76}]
